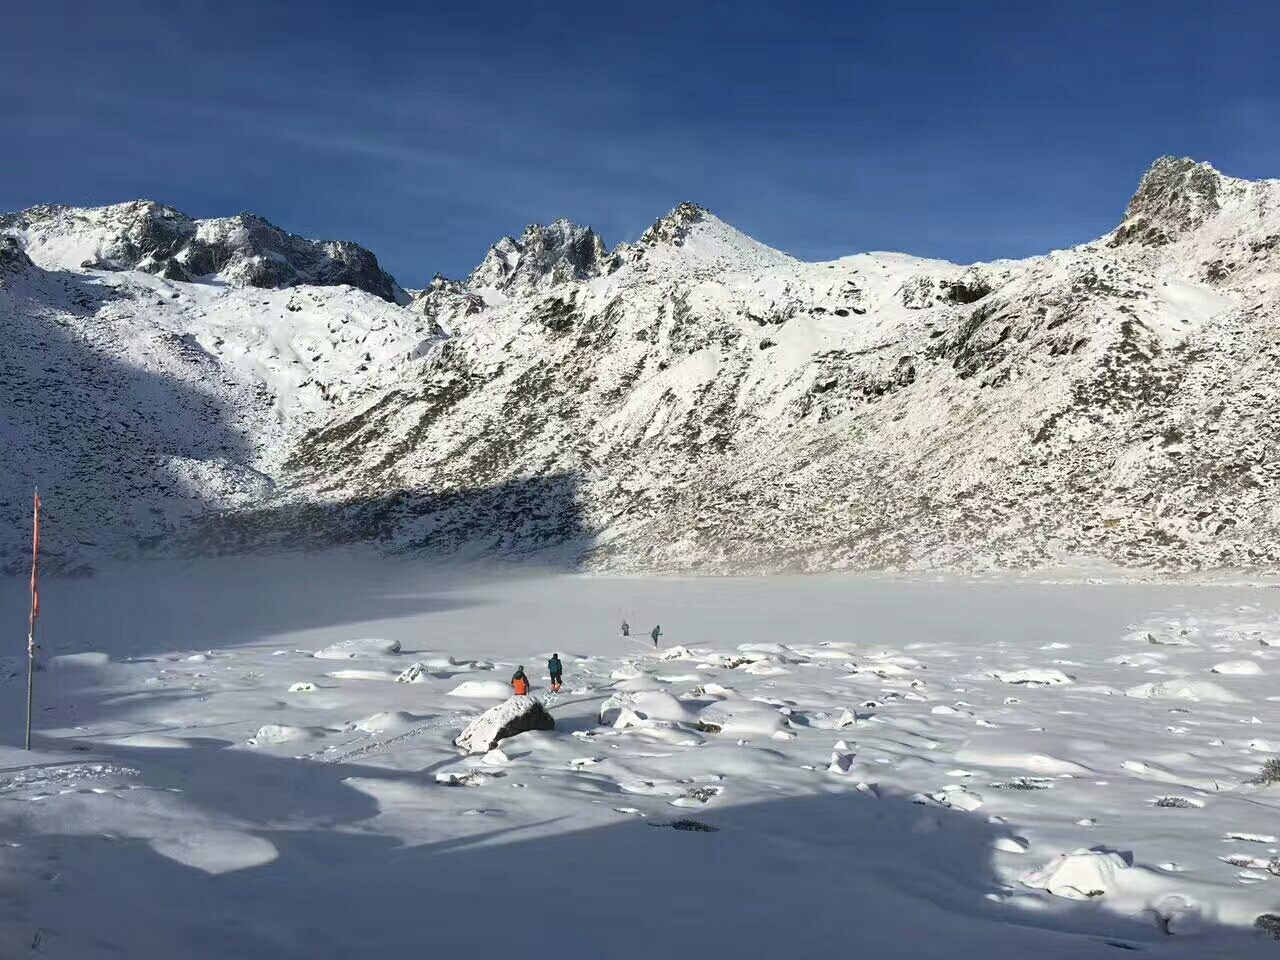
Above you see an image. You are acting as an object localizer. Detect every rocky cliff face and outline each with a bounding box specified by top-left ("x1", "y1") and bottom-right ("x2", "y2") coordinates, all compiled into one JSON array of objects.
[
  {"x1": 0, "y1": 201, "x2": 406, "y2": 303},
  {"x1": 466, "y1": 219, "x2": 615, "y2": 292},
  {"x1": 5, "y1": 158, "x2": 1280, "y2": 575}
]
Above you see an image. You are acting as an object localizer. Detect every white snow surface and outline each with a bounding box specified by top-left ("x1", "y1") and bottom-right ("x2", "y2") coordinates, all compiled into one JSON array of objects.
[{"x1": 2, "y1": 559, "x2": 1279, "y2": 957}]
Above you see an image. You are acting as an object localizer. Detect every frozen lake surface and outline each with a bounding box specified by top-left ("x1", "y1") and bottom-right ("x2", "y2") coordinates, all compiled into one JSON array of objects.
[{"x1": 1, "y1": 556, "x2": 1279, "y2": 957}]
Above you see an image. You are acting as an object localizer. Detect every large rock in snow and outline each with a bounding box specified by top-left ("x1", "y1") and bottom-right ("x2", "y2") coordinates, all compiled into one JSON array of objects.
[{"x1": 455, "y1": 695, "x2": 555, "y2": 753}]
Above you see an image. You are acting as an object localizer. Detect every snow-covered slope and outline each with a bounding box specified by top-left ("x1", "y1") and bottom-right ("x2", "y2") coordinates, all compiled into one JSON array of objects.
[
  {"x1": 5, "y1": 158, "x2": 1280, "y2": 573},
  {"x1": 0, "y1": 228, "x2": 435, "y2": 572}
]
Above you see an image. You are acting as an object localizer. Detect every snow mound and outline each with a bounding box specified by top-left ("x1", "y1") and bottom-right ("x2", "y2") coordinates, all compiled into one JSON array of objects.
[
  {"x1": 416, "y1": 655, "x2": 493, "y2": 672},
  {"x1": 288, "y1": 682, "x2": 315, "y2": 693},
  {"x1": 954, "y1": 746, "x2": 1091, "y2": 776},
  {"x1": 354, "y1": 711, "x2": 416, "y2": 734},
  {"x1": 931, "y1": 785, "x2": 983, "y2": 811},
  {"x1": 658, "y1": 646, "x2": 701, "y2": 661},
  {"x1": 455, "y1": 696, "x2": 555, "y2": 753},
  {"x1": 326, "y1": 668, "x2": 398, "y2": 681},
  {"x1": 1021, "y1": 849, "x2": 1132, "y2": 900},
  {"x1": 313, "y1": 638, "x2": 401, "y2": 660},
  {"x1": 249, "y1": 724, "x2": 318, "y2": 745},
  {"x1": 736, "y1": 642, "x2": 797, "y2": 659},
  {"x1": 447, "y1": 679, "x2": 518, "y2": 699},
  {"x1": 1125, "y1": 679, "x2": 1245, "y2": 703},
  {"x1": 990, "y1": 668, "x2": 1073, "y2": 686},
  {"x1": 613, "y1": 676, "x2": 665, "y2": 692},
  {"x1": 697, "y1": 700, "x2": 795, "y2": 740},
  {"x1": 598, "y1": 691, "x2": 697, "y2": 726},
  {"x1": 994, "y1": 836, "x2": 1029, "y2": 854},
  {"x1": 741, "y1": 659, "x2": 790, "y2": 676},
  {"x1": 1210, "y1": 660, "x2": 1263, "y2": 676},
  {"x1": 694, "y1": 682, "x2": 734, "y2": 699}
]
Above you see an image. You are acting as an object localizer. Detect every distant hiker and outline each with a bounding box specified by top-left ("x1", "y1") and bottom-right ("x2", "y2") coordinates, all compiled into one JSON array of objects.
[
  {"x1": 511, "y1": 665, "x2": 530, "y2": 696},
  {"x1": 548, "y1": 653, "x2": 563, "y2": 693},
  {"x1": 621, "y1": 620, "x2": 630, "y2": 637},
  {"x1": 651, "y1": 624, "x2": 662, "y2": 648}
]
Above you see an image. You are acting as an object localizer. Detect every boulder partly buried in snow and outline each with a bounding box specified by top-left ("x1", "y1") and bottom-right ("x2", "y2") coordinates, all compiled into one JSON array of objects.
[
  {"x1": 1210, "y1": 660, "x2": 1264, "y2": 676},
  {"x1": 1020, "y1": 849, "x2": 1132, "y2": 900},
  {"x1": 455, "y1": 696, "x2": 555, "y2": 753},
  {"x1": 696, "y1": 700, "x2": 795, "y2": 740},
  {"x1": 313, "y1": 638, "x2": 401, "y2": 660},
  {"x1": 598, "y1": 691, "x2": 698, "y2": 727},
  {"x1": 990, "y1": 668, "x2": 1073, "y2": 687},
  {"x1": 249, "y1": 724, "x2": 319, "y2": 746}
]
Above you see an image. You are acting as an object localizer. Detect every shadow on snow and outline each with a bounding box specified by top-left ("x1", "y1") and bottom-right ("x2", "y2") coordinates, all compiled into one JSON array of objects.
[{"x1": 1, "y1": 732, "x2": 1269, "y2": 960}]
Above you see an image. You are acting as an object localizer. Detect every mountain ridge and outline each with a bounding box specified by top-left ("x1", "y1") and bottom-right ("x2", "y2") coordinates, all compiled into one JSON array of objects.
[{"x1": 5, "y1": 157, "x2": 1280, "y2": 575}]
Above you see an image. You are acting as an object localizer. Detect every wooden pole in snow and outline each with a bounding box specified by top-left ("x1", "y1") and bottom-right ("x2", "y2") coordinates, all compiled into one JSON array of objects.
[{"x1": 25, "y1": 490, "x2": 40, "y2": 751}]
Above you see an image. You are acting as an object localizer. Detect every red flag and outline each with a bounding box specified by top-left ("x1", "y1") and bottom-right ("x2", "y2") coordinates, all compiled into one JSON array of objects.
[{"x1": 29, "y1": 490, "x2": 40, "y2": 633}]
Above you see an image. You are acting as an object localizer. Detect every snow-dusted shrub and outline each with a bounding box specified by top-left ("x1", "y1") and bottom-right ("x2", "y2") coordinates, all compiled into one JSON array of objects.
[{"x1": 1251, "y1": 757, "x2": 1280, "y2": 786}]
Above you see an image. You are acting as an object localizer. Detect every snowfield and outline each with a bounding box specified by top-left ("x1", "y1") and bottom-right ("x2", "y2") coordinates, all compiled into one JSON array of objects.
[{"x1": 2, "y1": 558, "x2": 1279, "y2": 957}]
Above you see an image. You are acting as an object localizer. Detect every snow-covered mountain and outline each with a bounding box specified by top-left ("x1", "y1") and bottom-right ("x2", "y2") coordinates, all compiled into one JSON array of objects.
[{"x1": 5, "y1": 158, "x2": 1280, "y2": 573}]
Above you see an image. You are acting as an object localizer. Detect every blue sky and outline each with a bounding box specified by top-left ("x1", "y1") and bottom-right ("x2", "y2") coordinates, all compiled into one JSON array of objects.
[{"x1": 4, "y1": 0, "x2": 1278, "y2": 286}]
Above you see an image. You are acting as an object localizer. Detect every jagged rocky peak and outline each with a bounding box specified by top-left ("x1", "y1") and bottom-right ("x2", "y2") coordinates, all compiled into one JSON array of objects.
[
  {"x1": 1111, "y1": 156, "x2": 1226, "y2": 247},
  {"x1": 467, "y1": 218, "x2": 614, "y2": 290},
  {"x1": 0, "y1": 200, "x2": 406, "y2": 303},
  {"x1": 411, "y1": 272, "x2": 482, "y2": 331},
  {"x1": 638, "y1": 202, "x2": 709, "y2": 247}
]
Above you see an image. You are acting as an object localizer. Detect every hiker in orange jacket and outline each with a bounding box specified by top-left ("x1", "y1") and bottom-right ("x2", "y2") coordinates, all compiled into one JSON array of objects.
[{"x1": 511, "y1": 665, "x2": 530, "y2": 696}]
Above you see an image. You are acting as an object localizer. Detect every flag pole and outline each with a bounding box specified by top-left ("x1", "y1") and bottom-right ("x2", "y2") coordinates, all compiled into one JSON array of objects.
[{"x1": 25, "y1": 489, "x2": 40, "y2": 751}]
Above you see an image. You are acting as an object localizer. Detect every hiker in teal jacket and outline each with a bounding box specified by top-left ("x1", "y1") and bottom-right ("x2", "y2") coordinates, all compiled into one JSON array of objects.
[
  {"x1": 548, "y1": 654, "x2": 563, "y2": 692},
  {"x1": 651, "y1": 625, "x2": 662, "y2": 648}
]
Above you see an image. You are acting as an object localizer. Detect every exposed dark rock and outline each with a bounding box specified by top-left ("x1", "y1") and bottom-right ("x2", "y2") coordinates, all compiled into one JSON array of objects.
[
  {"x1": 1111, "y1": 157, "x2": 1223, "y2": 247},
  {"x1": 468, "y1": 220, "x2": 615, "y2": 290},
  {"x1": 638, "y1": 202, "x2": 708, "y2": 248},
  {"x1": 0, "y1": 201, "x2": 405, "y2": 302}
]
